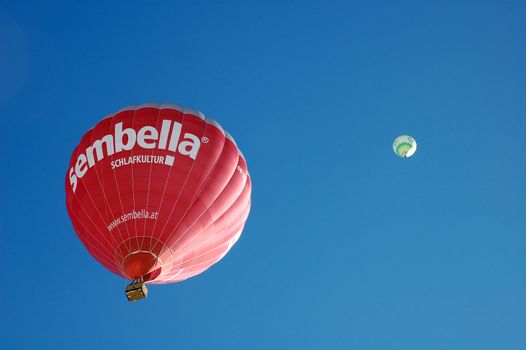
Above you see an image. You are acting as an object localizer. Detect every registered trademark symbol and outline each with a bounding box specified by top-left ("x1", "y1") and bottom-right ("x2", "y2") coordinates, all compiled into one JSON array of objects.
[{"x1": 201, "y1": 136, "x2": 209, "y2": 143}]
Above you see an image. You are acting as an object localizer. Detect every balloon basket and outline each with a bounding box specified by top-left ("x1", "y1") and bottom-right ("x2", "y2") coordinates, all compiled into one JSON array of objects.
[{"x1": 125, "y1": 280, "x2": 148, "y2": 302}]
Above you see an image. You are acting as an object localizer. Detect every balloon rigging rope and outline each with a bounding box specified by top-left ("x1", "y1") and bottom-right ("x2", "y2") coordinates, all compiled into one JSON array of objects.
[
  {"x1": 99, "y1": 114, "x2": 130, "y2": 257},
  {"x1": 130, "y1": 108, "x2": 138, "y2": 258},
  {"x1": 76, "y1": 127, "x2": 124, "y2": 255},
  {"x1": 150, "y1": 114, "x2": 211, "y2": 255},
  {"x1": 166, "y1": 144, "x2": 239, "y2": 253},
  {"x1": 171, "y1": 177, "x2": 250, "y2": 259},
  {"x1": 162, "y1": 194, "x2": 251, "y2": 281},
  {"x1": 158, "y1": 173, "x2": 250, "y2": 282},
  {"x1": 69, "y1": 129, "x2": 120, "y2": 253},
  {"x1": 84, "y1": 120, "x2": 132, "y2": 272},
  {"x1": 146, "y1": 110, "x2": 191, "y2": 254},
  {"x1": 108, "y1": 113, "x2": 134, "y2": 256},
  {"x1": 159, "y1": 122, "x2": 226, "y2": 253},
  {"x1": 89, "y1": 117, "x2": 126, "y2": 253},
  {"x1": 70, "y1": 192, "x2": 119, "y2": 268},
  {"x1": 140, "y1": 106, "x2": 163, "y2": 254}
]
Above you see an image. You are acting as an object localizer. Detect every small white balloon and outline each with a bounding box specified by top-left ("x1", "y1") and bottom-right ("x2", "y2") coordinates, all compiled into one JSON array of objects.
[{"x1": 393, "y1": 135, "x2": 417, "y2": 158}]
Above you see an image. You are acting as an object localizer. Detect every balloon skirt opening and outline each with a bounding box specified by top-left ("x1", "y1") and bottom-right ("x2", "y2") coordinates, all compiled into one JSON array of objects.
[{"x1": 122, "y1": 251, "x2": 160, "y2": 280}]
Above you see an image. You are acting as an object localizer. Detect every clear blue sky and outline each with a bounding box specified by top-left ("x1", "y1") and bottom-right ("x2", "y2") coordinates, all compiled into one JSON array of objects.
[{"x1": 1, "y1": 1, "x2": 525, "y2": 349}]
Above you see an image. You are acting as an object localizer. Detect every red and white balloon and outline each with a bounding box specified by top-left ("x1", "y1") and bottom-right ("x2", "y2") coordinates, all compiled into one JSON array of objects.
[{"x1": 65, "y1": 103, "x2": 251, "y2": 284}]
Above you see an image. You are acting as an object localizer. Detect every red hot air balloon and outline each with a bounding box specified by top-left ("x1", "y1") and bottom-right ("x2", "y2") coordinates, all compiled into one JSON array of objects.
[{"x1": 65, "y1": 103, "x2": 251, "y2": 301}]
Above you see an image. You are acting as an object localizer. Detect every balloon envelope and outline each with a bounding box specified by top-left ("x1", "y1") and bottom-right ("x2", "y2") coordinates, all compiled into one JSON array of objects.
[
  {"x1": 65, "y1": 103, "x2": 251, "y2": 284},
  {"x1": 393, "y1": 135, "x2": 417, "y2": 158}
]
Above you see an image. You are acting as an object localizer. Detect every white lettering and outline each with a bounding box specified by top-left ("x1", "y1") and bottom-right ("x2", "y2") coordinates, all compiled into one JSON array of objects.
[
  {"x1": 69, "y1": 119, "x2": 203, "y2": 193},
  {"x1": 137, "y1": 126, "x2": 158, "y2": 149},
  {"x1": 75, "y1": 154, "x2": 88, "y2": 178},
  {"x1": 115, "y1": 122, "x2": 136, "y2": 152},
  {"x1": 178, "y1": 133, "x2": 201, "y2": 160},
  {"x1": 86, "y1": 134, "x2": 115, "y2": 167},
  {"x1": 168, "y1": 122, "x2": 182, "y2": 152},
  {"x1": 158, "y1": 120, "x2": 171, "y2": 149},
  {"x1": 69, "y1": 168, "x2": 77, "y2": 193}
]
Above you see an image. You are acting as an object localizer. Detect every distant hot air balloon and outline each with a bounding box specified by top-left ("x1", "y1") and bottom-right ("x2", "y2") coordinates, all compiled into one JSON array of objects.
[
  {"x1": 65, "y1": 103, "x2": 251, "y2": 301},
  {"x1": 393, "y1": 135, "x2": 417, "y2": 158}
]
